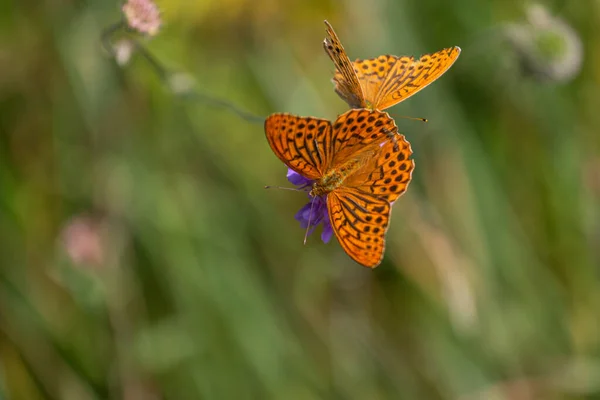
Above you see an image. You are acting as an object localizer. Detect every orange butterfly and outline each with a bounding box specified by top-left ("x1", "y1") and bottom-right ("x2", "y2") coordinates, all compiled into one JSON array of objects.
[
  {"x1": 323, "y1": 20, "x2": 461, "y2": 110},
  {"x1": 265, "y1": 109, "x2": 414, "y2": 268}
]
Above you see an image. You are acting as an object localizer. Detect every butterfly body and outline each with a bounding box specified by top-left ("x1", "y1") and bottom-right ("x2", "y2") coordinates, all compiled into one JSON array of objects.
[
  {"x1": 311, "y1": 170, "x2": 344, "y2": 197},
  {"x1": 311, "y1": 154, "x2": 372, "y2": 196},
  {"x1": 265, "y1": 109, "x2": 414, "y2": 268}
]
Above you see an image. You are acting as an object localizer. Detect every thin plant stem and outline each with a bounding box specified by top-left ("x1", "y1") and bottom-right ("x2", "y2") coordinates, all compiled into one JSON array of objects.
[{"x1": 101, "y1": 21, "x2": 265, "y2": 124}]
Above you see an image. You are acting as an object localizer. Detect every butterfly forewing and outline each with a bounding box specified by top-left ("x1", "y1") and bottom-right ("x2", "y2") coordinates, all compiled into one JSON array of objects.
[
  {"x1": 264, "y1": 114, "x2": 334, "y2": 180},
  {"x1": 327, "y1": 188, "x2": 391, "y2": 268},
  {"x1": 329, "y1": 109, "x2": 398, "y2": 166},
  {"x1": 323, "y1": 20, "x2": 366, "y2": 109},
  {"x1": 372, "y1": 47, "x2": 461, "y2": 110}
]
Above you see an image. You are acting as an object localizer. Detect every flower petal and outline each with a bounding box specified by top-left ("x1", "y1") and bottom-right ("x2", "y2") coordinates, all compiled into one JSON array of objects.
[
  {"x1": 294, "y1": 202, "x2": 313, "y2": 228},
  {"x1": 285, "y1": 168, "x2": 332, "y2": 244},
  {"x1": 287, "y1": 168, "x2": 313, "y2": 187},
  {"x1": 293, "y1": 195, "x2": 331, "y2": 243},
  {"x1": 321, "y1": 219, "x2": 334, "y2": 243}
]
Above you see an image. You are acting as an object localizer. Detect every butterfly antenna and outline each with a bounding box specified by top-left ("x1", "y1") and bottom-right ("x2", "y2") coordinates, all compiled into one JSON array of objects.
[
  {"x1": 303, "y1": 198, "x2": 317, "y2": 245},
  {"x1": 395, "y1": 115, "x2": 428, "y2": 123},
  {"x1": 264, "y1": 185, "x2": 306, "y2": 192}
]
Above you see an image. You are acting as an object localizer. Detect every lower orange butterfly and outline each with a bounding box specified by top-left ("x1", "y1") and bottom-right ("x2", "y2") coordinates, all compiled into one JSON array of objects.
[{"x1": 265, "y1": 109, "x2": 414, "y2": 268}]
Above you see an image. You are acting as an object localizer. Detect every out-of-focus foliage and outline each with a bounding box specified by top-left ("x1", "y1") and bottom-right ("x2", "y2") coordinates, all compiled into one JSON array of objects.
[{"x1": 2, "y1": 0, "x2": 600, "y2": 398}]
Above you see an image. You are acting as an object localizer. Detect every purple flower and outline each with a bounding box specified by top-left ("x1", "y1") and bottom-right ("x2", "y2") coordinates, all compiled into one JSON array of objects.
[{"x1": 287, "y1": 168, "x2": 333, "y2": 243}]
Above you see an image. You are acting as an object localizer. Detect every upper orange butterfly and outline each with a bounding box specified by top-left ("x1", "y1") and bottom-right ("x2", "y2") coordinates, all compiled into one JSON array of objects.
[{"x1": 323, "y1": 20, "x2": 461, "y2": 110}]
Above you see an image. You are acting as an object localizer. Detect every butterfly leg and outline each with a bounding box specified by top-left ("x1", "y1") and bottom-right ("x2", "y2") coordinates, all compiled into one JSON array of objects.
[
  {"x1": 313, "y1": 137, "x2": 326, "y2": 166},
  {"x1": 381, "y1": 128, "x2": 401, "y2": 152}
]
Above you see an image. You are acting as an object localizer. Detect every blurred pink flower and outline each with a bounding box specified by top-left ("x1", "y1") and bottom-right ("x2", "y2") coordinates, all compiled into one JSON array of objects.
[
  {"x1": 62, "y1": 215, "x2": 105, "y2": 266},
  {"x1": 122, "y1": 0, "x2": 161, "y2": 37}
]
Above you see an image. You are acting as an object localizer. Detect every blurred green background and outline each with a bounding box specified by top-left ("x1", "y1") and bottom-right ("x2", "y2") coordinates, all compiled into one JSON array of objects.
[{"x1": 2, "y1": 0, "x2": 600, "y2": 399}]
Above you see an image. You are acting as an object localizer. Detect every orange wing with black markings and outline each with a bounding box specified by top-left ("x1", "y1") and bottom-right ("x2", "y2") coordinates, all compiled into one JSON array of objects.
[
  {"x1": 328, "y1": 108, "x2": 398, "y2": 163},
  {"x1": 354, "y1": 47, "x2": 462, "y2": 110},
  {"x1": 343, "y1": 131, "x2": 414, "y2": 204},
  {"x1": 327, "y1": 189, "x2": 390, "y2": 267},
  {"x1": 323, "y1": 20, "x2": 366, "y2": 109},
  {"x1": 264, "y1": 114, "x2": 334, "y2": 180},
  {"x1": 323, "y1": 20, "x2": 460, "y2": 110}
]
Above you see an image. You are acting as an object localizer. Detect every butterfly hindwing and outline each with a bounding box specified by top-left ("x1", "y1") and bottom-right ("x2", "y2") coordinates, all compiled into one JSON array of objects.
[
  {"x1": 264, "y1": 114, "x2": 334, "y2": 180},
  {"x1": 346, "y1": 55, "x2": 398, "y2": 109},
  {"x1": 344, "y1": 131, "x2": 415, "y2": 203},
  {"x1": 327, "y1": 187, "x2": 391, "y2": 268}
]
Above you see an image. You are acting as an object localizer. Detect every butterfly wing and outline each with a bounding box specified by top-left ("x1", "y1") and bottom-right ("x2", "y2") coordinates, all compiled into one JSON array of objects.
[
  {"x1": 352, "y1": 47, "x2": 461, "y2": 110},
  {"x1": 328, "y1": 109, "x2": 399, "y2": 166},
  {"x1": 327, "y1": 188, "x2": 391, "y2": 268},
  {"x1": 323, "y1": 20, "x2": 367, "y2": 109},
  {"x1": 345, "y1": 54, "x2": 399, "y2": 109},
  {"x1": 343, "y1": 131, "x2": 414, "y2": 204},
  {"x1": 264, "y1": 113, "x2": 334, "y2": 180}
]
